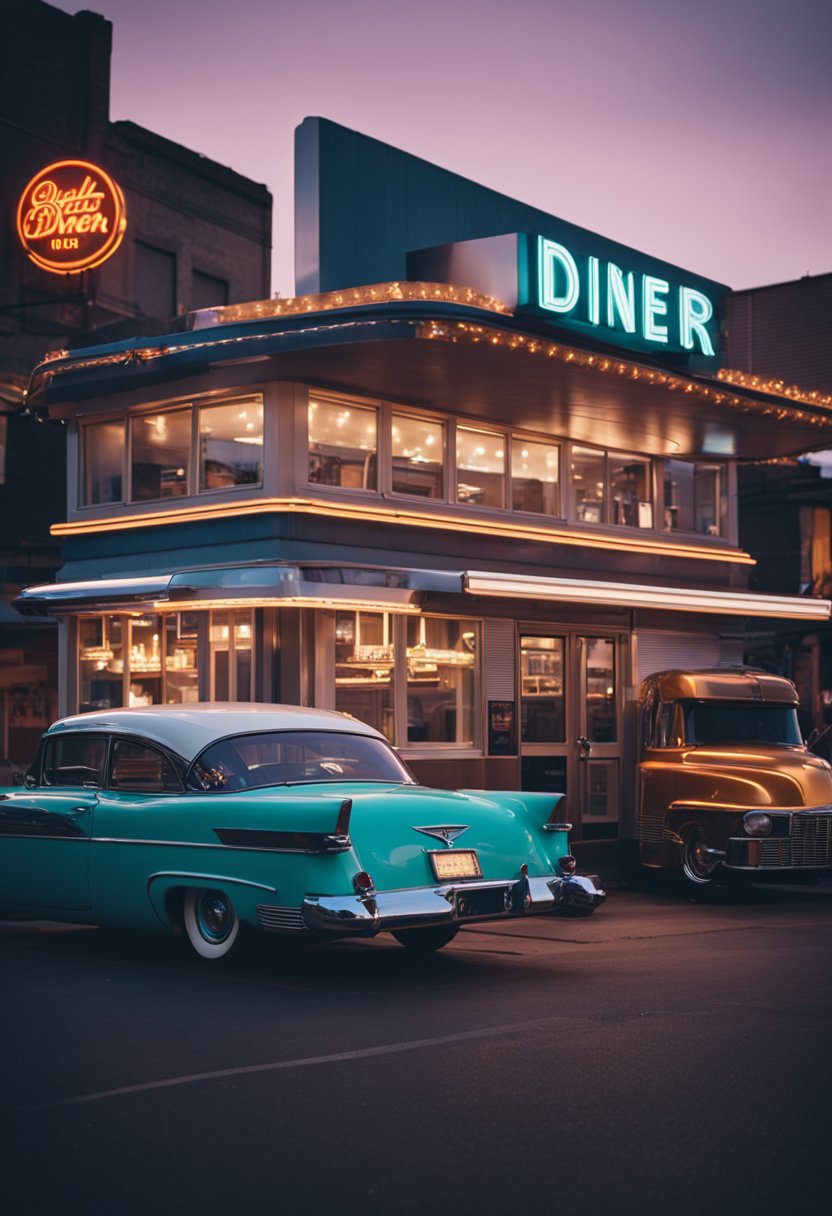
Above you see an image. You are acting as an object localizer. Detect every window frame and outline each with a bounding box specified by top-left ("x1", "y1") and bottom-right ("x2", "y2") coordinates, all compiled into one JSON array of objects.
[
  {"x1": 41, "y1": 732, "x2": 111, "y2": 788},
  {"x1": 324, "y1": 609, "x2": 483, "y2": 755},
  {"x1": 107, "y1": 736, "x2": 185, "y2": 794},
  {"x1": 77, "y1": 392, "x2": 266, "y2": 510},
  {"x1": 307, "y1": 390, "x2": 380, "y2": 493},
  {"x1": 662, "y1": 458, "x2": 728, "y2": 539}
]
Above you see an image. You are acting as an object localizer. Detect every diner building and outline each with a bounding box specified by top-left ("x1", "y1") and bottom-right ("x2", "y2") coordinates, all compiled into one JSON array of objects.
[{"x1": 16, "y1": 119, "x2": 832, "y2": 869}]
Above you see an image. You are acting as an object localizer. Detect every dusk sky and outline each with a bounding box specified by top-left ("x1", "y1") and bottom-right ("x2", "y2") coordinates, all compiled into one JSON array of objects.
[{"x1": 54, "y1": 0, "x2": 831, "y2": 300}]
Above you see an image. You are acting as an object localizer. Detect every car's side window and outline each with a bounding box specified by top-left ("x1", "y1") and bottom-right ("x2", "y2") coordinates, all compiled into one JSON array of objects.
[
  {"x1": 42, "y1": 734, "x2": 108, "y2": 787},
  {"x1": 110, "y1": 739, "x2": 181, "y2": 793}
]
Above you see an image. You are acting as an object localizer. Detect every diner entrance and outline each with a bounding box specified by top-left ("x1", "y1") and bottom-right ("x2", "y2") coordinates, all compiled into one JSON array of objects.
[{"x1": 519, "y1": 630, "x2": 626, "y2": 837}]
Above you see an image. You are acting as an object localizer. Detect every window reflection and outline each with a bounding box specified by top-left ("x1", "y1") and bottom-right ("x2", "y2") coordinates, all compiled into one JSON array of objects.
[
  {"x1": 334, "y1": 611, "x2": 394, "y2": 741},
  {"x1": 79, "y1": 615, "x2": 124, "y2": 711},
  {"x1": 406, "y1": 617, "x2": 477, "y2": 745},
  {"x1": 392, "y1": 414, "x2": 444, "y2": 498},
  {"x1": 83, "y1": 421, "x2": 123, "y2": 505},
  {"x1": 571, "y1": 447, "x2": 606, "y2": 523},
  {"x1": 585, "y1": 638, "x2": 616, "y2": 743},
  {"x1": 520, "y1": 636, "x2": 564, "y2": 743},
  {"x1": 131, "y1": 409, "x2": 190, "y2": 501},
  {"x1": 456, "y1": 427, "x2": 505, "y2": 508},
  {"x1": 308, "y1": 397, "x2": 377, "y2": 490},
  {"x1": 511, "y1": 439, "x2": 559, "y2": 515},
  {"x1": 211, "y1": 610, "x2": 254, "y2": 702},
  {"x1": 664, "y1": 461, "x2": 725, "y2": 536},
  {"x1": 609, "y1": 455, "x2": 652, "y2": 528},
  {"x1": 199, "y1": 399, "x2": 263, "y2": 490}
]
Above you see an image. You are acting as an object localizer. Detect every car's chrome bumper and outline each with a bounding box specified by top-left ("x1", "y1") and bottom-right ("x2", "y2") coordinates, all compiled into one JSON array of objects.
[{"x1": 301, "y1": 873, "x2": 605, "y2": 936}]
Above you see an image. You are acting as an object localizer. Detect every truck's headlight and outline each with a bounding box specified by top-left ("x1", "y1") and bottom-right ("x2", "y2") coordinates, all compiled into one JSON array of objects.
[{"x1": 743, "y1": 811, "x2": 773, "y2": 837}]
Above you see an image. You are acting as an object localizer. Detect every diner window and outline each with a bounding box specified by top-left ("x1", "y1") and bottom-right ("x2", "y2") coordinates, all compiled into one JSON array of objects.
[
  {"x1": 131, "y1": 409, "x2": 190, "y2": 501},
  {"x1": 308, "y1": 396, "x2": 377, "y2": 490},
  {"x1": 79, "y1": 612, "x2": 205, "y2": 711},
  {"x1": 511, "y1": 439, "x2": 560, "y2": 515},
  {"x1": 406, "y1": 617, "x2": 478, "y2": 746},
  {"x1": 572, "y1": 446, "x2": 606, "y2": 523},
  {"x1": 456, "y1": 427, "x2": 505, "y2": 508},
  {"x1": 609, "y1": 455, "x2": 652, "y2": 528},
  {"x1": 664, "y1": 460, "x2": 726, "y2": 536},
  {"x1": 211, "y1": 610, "x2": 254, "y2": 701},
  {"x1": 128, "y1": 616, "x2": 163, "y2": 707},
  {"x1": 164, "y1": 613, "x2": 199, "y2": 703},
  {"x1": 79, "y1": 615, "x2": 125, "y2": 711},
  {"x1": 83, "y1": 420, "x2": 124, "y2": 505},
  {"x1": 199, "y1": 398, "x2": 263, "y2": 491},
  {"x1": 334, "y1": 610, "x2": 394, "y2": 742},
  {"x1": 392, "y1": 414, "x2": 444, "y2": 498}
]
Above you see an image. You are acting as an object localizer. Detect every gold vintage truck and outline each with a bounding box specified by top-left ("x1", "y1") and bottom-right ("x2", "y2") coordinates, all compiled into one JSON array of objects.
[{"x1": 638, "y1": 667, "x2": 832, "y2": 891}]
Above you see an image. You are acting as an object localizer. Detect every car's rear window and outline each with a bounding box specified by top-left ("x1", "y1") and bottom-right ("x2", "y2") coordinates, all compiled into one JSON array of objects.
[
  {"x1": 680, "y1": 700, "x2": 802, "y2": 746},
  {"x1": 188, "y1": 730, "x2": 414, "y2": 791}
]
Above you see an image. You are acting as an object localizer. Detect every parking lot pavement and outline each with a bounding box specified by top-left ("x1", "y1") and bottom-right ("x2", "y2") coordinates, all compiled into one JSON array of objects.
[{"x1": 4, "y1": 877, "x2": 830, "y2": 951}]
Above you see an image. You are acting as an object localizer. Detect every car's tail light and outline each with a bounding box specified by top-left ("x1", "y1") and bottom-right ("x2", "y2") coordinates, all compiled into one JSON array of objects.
[
  {"x1": 353, "y1": 870, "x2": 375, "y2": 893},
  {"x1": 558, "y1": 854, "x2": 577, "y2": 874}
]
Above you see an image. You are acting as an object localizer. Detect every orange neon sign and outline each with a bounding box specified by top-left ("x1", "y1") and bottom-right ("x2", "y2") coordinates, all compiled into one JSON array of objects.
[{"x1": 16, "y1": 159, "x2": 126, "y2": 274}]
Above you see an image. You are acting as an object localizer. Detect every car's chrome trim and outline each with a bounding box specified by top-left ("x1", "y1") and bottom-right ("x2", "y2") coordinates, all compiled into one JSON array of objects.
[
  {"x1": 147, "y1": 871, "x2": 277, "y2": 894},
  {"x1": 213, "y1": 826, "x2": 353, "y2": 854},
  {"x1": 0, "y1": 832, "x2": 88, "y2": 842},
  {"x1": 412, "y1": 825, "x2": 470, "y2": 847},
  {"x1": 93, "y1": 837, "x2": 228, "y2": 848},
  {"x1": 302, "y1": 872, "x2": 605, "y2": 935},
  {"x1": 257, "y1": 905, "x2": 309, "y2": 932}
]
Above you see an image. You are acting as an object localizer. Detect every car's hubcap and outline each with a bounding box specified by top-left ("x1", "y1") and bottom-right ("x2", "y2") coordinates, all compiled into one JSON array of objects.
[
  {"x1": 685, "y1": 832, "x2": 717, "y2": 882},
  {"x1": 197, "y1": 891, "x2": 232, "y2": 942}
]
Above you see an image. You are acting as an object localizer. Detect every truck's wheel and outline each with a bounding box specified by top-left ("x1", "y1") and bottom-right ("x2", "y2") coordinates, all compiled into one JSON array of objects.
[{"x1": 681, "y1": 826, "x2": 720, "y2": 889}]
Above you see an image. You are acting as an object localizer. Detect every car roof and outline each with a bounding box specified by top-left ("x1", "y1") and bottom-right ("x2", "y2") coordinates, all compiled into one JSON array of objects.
[{"x1": 45, "y1": 703, "x2": 384, "y2": 762}]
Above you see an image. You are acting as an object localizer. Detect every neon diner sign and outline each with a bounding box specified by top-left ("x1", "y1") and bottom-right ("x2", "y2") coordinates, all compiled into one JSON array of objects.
[
  {"x1": 523, "y1": 234, "x2": 723, "y2": 364},
  {"x1": 16, "y1": 159, "x2": 126, "y2": 275}
]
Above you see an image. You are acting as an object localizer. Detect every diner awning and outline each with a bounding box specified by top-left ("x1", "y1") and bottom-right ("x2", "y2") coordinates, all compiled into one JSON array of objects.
[
  {"x1": 464, "y1": 571, "x2": 832, "y2": 620},
  {"x1": 13, "y1": 563, "x2": 465, "y2": 616}
]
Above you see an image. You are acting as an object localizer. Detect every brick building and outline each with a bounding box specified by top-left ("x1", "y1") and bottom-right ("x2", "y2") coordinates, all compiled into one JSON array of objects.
[{"x1": 0, "y1": 0, "x2": 272, "y2": 770}]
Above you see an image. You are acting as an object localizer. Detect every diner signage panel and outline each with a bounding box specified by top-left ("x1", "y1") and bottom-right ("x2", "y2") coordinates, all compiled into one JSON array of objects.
[
  {"x1": 518, "y1": 232, "x2": 727, "y2": 368},
  {"x1": 16, "y1": 159, "x2": 127, "y2": 274}
]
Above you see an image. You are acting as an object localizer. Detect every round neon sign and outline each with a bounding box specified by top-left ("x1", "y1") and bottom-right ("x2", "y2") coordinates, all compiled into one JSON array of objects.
[{"x1": 16, "y1": 159, "x2": 127, "y2": 275}]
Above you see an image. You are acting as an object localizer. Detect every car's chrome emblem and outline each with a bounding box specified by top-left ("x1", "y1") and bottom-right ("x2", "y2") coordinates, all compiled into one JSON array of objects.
[{"x1": 412, "y1": 825, "x2": 470, "y2": 848}]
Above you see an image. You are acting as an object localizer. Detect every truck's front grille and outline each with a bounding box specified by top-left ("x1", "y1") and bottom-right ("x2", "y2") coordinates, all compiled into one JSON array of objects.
[{"x1": 759, "y1": 814, "x2": 832, "y2": 867}]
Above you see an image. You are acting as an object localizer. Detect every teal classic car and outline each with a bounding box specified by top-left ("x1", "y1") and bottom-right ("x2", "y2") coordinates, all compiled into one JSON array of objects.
[{"x1": 0, "y1": 705, "x2": 604, "y2": 960}]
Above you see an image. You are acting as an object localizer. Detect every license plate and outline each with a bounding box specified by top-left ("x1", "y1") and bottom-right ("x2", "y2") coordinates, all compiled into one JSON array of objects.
[{"x1": 429, "y1": 849, "x2": 482, "y2": 880}]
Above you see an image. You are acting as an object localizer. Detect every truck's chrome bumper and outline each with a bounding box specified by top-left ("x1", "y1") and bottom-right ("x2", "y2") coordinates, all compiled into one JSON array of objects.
[{"x1": 301, "y1": 873, "x2": 605, "y2": 936}]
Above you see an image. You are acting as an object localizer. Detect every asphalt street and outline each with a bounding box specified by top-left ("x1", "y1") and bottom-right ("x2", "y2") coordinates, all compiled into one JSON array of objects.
[{"x1": 3, "y1": 880, "x2": 831, "y2": 1216}]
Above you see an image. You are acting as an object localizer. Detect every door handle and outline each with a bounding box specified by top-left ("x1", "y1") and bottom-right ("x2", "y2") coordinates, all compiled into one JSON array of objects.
[{"x1": 577, "y1": 736, "x2": 591, "y2": 760}]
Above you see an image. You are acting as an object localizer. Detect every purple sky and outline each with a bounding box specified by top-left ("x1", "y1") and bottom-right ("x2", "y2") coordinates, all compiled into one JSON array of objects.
[{"x1": 54, "y1": 0, "x2": 831, "y2": 299}]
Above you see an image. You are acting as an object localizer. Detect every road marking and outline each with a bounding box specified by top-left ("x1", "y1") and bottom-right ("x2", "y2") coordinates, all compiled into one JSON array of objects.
[{"x1": 19, "y1": 1017, "x2": 567, "y2": 1110}]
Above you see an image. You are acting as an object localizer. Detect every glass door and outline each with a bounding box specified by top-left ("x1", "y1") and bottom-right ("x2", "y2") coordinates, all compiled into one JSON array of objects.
[
  {"x1": 519, "y1": 634, "x2": 569, "y2": 798},
  {"x1": 520, "y1": 631, "x2": 623, "y2": 836},
  {"x1": 577, "y1": 636, "x2": 620, "y2": 835}
]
